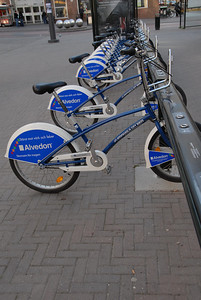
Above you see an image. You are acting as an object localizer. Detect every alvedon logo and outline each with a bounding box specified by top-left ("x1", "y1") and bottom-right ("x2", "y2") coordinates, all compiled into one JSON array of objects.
[{"x1": 19, "y1": 143, "x2": 52, "y2": 151}]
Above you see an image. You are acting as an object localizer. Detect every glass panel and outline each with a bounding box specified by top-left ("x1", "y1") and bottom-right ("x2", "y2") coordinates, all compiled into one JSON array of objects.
[
  {"x1": 0, "y1": 9, "x2": 7, "y2": 16},
  {"x1": 26, "y1": 15, "x2": 32, "y2": 22},
  {"x1": 18, "y1": 8, "x2": 24, "y2": 13},
  {"x1": 33, "y1": 7, "x2": 39, "y2": 13},
  {"x1": 34, "y1": 15, "x2": 41, "y2": 22},
  {"x1": 25, "y1": 7, "x2": 31, "y2": 13},
  {"x1": 138, "y1": 0, "x2": 145, "y2": 7},
  {"x1": 55, "y1": 7, "x2": 66, "y2": 18},
  {"x1": 97, "y1": 0, "x2": 129, "y2": 28}
]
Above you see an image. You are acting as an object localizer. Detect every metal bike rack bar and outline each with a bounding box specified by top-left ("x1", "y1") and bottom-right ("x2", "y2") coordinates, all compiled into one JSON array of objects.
[{"x1": 147, "y1": 48, "x2": 201, "y2": 247}]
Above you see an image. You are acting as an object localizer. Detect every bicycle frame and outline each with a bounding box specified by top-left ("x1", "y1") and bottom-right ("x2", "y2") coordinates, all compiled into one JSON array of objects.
[
  {"x1": 68, "y1": 73, "x2": 143, "y2": 117},
  {"x1": 40, "y1": 102, "x2": 170, "y2": 169}
]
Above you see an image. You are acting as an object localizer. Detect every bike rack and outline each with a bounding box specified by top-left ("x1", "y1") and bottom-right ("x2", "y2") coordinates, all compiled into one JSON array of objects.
[
  {"x1": 146, "y1": 36, "x2": 201, "y2": 247},
  {"x1": 147, "y1": 49, "x2": 172, "y2": 93}
]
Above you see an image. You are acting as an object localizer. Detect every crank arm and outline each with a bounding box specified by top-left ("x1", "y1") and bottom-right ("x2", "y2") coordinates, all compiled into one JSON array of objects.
[
  {"x1": 79, "y1": 103, "x2": 117, "y2": 118},
  {"x1": 51, "y1": 150, "x2": 108, "y2": 172},
  {"x1": 97, "y1": 72, "x2": 123, "y2": 83}
]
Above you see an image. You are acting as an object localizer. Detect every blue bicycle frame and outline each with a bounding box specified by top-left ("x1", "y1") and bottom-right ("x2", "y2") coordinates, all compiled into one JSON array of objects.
[
  {"x1": 40, "y1": 102, "x2": 169, "y2": 167},
  {"x1": 67, "y1": 73, "x2": 143, "y2": 118}
]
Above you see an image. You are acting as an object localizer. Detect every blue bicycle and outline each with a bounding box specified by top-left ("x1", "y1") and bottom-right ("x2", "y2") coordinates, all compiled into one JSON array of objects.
[
  {"x1": 5, "y1": 54, "x2": 181, "y2": 193},
  {"x1": 49, "y1": 46, "x2": 187, "y2": 134}
]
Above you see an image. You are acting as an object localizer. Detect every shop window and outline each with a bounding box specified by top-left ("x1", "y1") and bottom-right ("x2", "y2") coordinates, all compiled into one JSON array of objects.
[
  {"x1": 55, "y1": 7, "x2": 66, "y2": 18},
  {"x1": 55, "y1": 0, "x2": 67, "y2": 18}
]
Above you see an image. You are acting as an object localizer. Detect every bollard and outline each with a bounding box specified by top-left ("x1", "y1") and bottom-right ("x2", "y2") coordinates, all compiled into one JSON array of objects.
[
  {"x1": 46, "y1": 1, "x2": 59, "y2": 43},
  {"x1": 155, "y1": 13, "x2": 160, "y2": 30}
]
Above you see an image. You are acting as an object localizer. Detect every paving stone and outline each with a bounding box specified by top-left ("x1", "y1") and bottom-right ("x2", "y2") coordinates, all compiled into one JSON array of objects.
[{"x1": 0, "y1": 21, "x2": 201, "y2": 300}]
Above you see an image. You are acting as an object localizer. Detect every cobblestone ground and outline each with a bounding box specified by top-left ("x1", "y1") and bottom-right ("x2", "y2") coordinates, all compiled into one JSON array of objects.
[{"x1": 0, "y1": 23, "x2": 201, "y2": 300}]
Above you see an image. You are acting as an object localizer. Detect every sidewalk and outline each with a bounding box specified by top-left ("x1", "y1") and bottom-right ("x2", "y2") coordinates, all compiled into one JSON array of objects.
[{"x1": 0, "y1": 19, "x2": 201, "y2": 300}]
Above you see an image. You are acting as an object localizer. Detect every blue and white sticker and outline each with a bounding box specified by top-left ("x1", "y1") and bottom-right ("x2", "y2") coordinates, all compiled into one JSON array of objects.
[
  {"x1": 77, "y1": 60, "x2": 106, "y2": 78},
  {"x1": 48, "y1": 85, "x2": 98, "y2": 112},
  {"x1": 149, "y1": 150, "x2": 175, "y2": 167},
  {"x1": 8, "y1": 129, "x2": 64, "y2": 164}
]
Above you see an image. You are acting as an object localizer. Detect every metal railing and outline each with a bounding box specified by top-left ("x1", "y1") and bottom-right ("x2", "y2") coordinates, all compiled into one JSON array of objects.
[{"x1": 147, "y1": 42, "x2": 201, "y2": 246}]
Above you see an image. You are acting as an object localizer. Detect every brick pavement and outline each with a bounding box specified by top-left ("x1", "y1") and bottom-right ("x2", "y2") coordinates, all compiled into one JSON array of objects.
[{"x1": 0, "y1": 21, "x2": 201, "y2": 299}]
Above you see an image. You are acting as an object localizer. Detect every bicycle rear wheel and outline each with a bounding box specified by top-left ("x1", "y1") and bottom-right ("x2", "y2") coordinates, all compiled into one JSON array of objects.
[
  {"x1": 50, "y1": 99, "x2": 98, "y2": 134},
  {"x1": 9, "y1": 144, "x2": 80, "y2": 193},
  {"x1": 148, "y1": 127, "x2": 181, "y2": 182},
  {"x1": 77, "y1": 70, "x2": 110, "y2": 90}
]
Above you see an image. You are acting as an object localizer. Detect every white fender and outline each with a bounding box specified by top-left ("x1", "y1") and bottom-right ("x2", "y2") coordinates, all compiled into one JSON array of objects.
[
  {"x1": 5, "y1": 123, "x2": 80, "y2": 163},
  {"x1": 86, "y1": 55, "x2": 108, "y2": 65},
  {"x1": 144, "y1": 121, "x2": 175, "y2": 168},
  {"x1": 48, "y1": 85, "x2": 99, "y2": 112},
  {"x1": 76, "y1": 60, "x2": 107, "y2": 79}
]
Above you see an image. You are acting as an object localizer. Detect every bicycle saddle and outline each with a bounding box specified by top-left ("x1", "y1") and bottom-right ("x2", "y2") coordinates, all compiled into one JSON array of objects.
[
  {"x1": 120, "y1": 47, "x2": 136, "y2": 56},
  {"x1": 99, "y1": 32, "x2": 112, "y2": 38},
  {"x1": 95, "y1": 35, "x2": 105, "y2": 41},
  {"x1": 69, "y1": 53, "x2": 90, "y2": 64},
  {"x1": 32, "y1": 81, "x2": 67, "y2": 95},
  {"x1": 92, "y1": 40, "x2": 105, "y2": 48}
]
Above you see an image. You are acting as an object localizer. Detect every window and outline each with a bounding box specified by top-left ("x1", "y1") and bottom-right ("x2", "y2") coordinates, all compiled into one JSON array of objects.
[
  {"x1": 18, "y1": 8, "x2": 24, "y2": 13},
  {"x1": 34, "y1": 15, "x2": 41, "y2": 22},
  {"x1": 55, "y1": 0, "x2": 67, "y2": 18},
  {"x1": 138, "y1": 0, "x2": 148, "y2": 8},
  {"x1": 25, "y1": 7, "x2": 31, "y2": 13},
  {"x1": 33, "y1": 7, "x2": 39, "y2": 13},
  {"x1": 26, "y1": 15, "x2": 32, "y2": 22}
]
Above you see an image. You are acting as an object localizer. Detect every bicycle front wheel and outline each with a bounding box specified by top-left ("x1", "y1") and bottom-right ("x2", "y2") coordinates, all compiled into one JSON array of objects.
[
  {"x1": 9, "y1": 144, "x2": 80, "y2": 193},
  {"x1": 50, "y1": 98, "x2": 98, "y2": 134},
  {"x1": 148, "y1": 127, "x2": 181, "y2": 182}
]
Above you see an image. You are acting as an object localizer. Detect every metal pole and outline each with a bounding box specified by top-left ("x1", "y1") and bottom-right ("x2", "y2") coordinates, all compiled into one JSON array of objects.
[
  {"x1": 179, "y1": 0, "x2": 182, "y2": 28},
  {"x1": 184, "y1": 0, "x2": 187, "y2": 29},
  {"x1": 46, "y1": 0, "x2": 59, "y2": 43},
  {"x1": 134, "y1": 0, "x2": 138, "y2": 20},
  {"x1": 90, "y1": 0, "x2": 99, "y2": 42}
]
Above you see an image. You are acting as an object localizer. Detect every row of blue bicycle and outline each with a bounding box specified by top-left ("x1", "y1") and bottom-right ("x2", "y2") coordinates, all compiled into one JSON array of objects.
[{"x1": 5, "y1": 20, "x2": 186, "y2": 192}]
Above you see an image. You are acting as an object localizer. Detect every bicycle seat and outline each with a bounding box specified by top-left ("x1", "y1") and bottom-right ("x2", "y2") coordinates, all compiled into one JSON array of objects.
[
  {"x1": 120, "y1": 47, "x2": 136, "y2": 56},
  {"x1": 92, "y1": 40, "x2": 105, "y2": 48},
  {"x1": 126, "y1": 33, "x2": 135, "y2": 40},
  {"x1": 99, "y1": 32, "x2": 112, "y2": 38},
  {"x1": 69, "y1": 53, "x2": 90, "y2": 64},
  {"x1": 32, "y1": 81, "x2": 67, "y2": 95},
  {"x1": 106, "y1": 28, "x2": 117, "y2": 34},
  {"x1": 95, "y1": 35, "x2": 105, "y2": 41}
]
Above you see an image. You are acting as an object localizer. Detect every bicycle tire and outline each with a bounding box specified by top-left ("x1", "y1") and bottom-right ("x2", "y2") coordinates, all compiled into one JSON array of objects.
[
  {"x1": 77, "y1": 71, "x2": 110, "y2": 90},
  {"x1": 9, "y1": 143, "x2": 80, "y2": 193},
  {"x1": 50, "y1": 98, "x2": 99, "y2": 134},
  {"x1": 173, "y1": 83, "x2": 187, "y2": 106},
  {"x1": 169, "y1": 10, "x2": 175, "y2": 18},
  {"x1": 148, "y1": 126, "x2": 181, "y2": 182}
]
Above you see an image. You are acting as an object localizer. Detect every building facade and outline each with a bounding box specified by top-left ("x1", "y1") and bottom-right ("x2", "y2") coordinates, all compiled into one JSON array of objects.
[
  {"x1": 138, "y1": 0, "x2": 159, "y2": 18},
  {"x1": 1, "y1": 0, "x2": 82, "y2": 24},
  {"x1": 1, "y1": 0, "x2": 159, "y2": 24}
]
